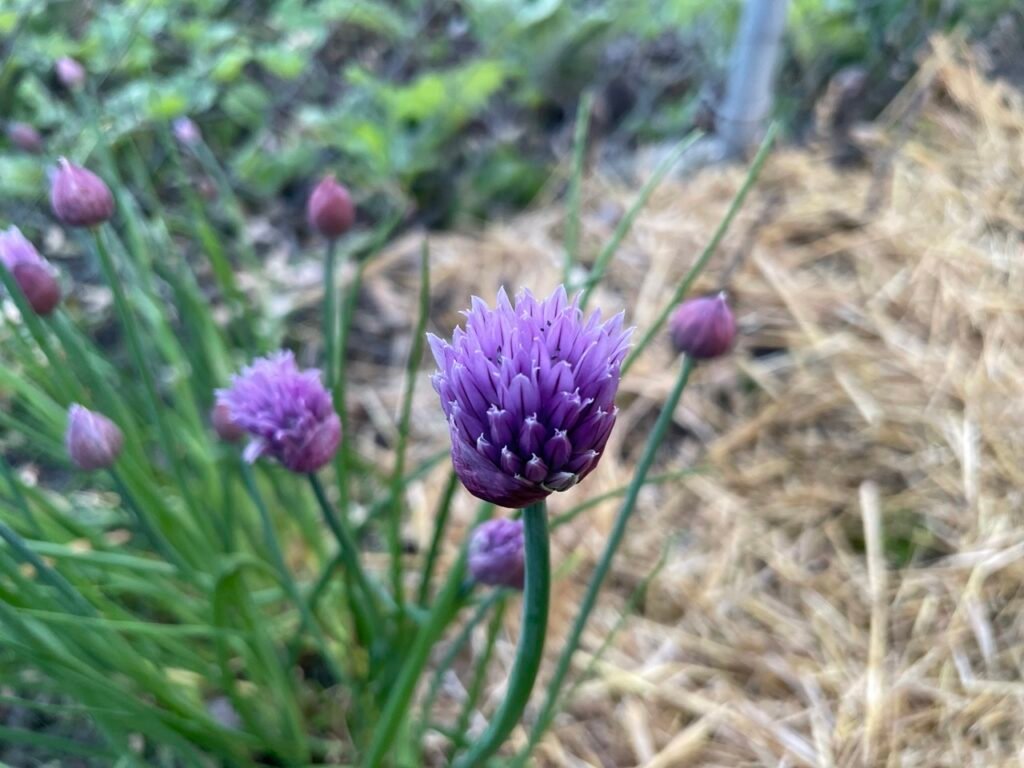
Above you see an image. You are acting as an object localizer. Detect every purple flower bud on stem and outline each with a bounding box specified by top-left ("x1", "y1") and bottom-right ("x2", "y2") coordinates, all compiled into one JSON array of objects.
[
  {"x1": 50, "y1": 158, "x2": 115, "y2": 228},
  {"x1": 172, "y1": 117, "x2": 201, "y2": 147},
  {"x1": 429, "y1": 286, "x2": 632, "y2": 508},
  {"x1": 668, "y1": 292, "x2": 736, "y2": 359},
  {"x1": 210, "y1": 403, "x2": 245, "y2": 443},
  {"x1": 55, "y1": 57, "x2": 86, "y2": 90},
  {"x1": 0, "y1": 227, "x2": 61, "y2": 315},
  {"x1": 216, "y1": 351, "x2": 341, "y2": 473},
  {"x1": 66, "y1": 404, "x2": 124, "y2": 470},
  {"x1": 6, "y1": 122, "x2": 43, "y2": 154},
  {"x1": 469, "y1": 518, "x2": 525, "y2": 589},
  {"x1": 307, "y1": 174, "x2": 355, "y2": 239}
]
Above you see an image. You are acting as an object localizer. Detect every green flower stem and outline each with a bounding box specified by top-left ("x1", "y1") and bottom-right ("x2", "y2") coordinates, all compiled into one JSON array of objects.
[
  {"x1": 577, "y1": 129, "x2": 703, "y2": 309},
  {"x1": 563, "y1": 89, "x2": 595, "y2": 284},
  {"x1": 0, "y1": 519, "x2": 94, "y2": 616},
  {"x1": 240, "y1": 464, "x2": 346, "y2": 684},
  {"x1": 621, "y1": 123, "x2": 777, "y2": 375},
  {"x1": 323, "y1": 239, "x2": 340, "y2": 390},
  {"x1": 364, "y1": 502, "x2": 492, "y2": 768},
  {"x1": 92, "y1": 229, "x2": 203, "y2": 532},
  {"x1": 451, "y1": 501, "x2": 550, "y2": 768},
  {"x1": 510, "y1": 355, "x2": 696, "y2": 766},
  {"x1": 307, "y1": 473, "x2": 380, "y2": 646},
  {"x1": 388, "y1": 242, "x2": 431, "y2": 608},
  {"x1": 454, "y1": 593, "x2": 508, "y2": 743},
  {"x1": 417, "y1": 469, "x2": 459, "y2": 606}
]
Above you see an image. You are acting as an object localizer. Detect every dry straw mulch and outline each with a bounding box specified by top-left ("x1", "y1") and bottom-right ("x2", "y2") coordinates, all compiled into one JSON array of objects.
[{"x1": 352, "y1": 38, "x2": 1024, "y2": 767}]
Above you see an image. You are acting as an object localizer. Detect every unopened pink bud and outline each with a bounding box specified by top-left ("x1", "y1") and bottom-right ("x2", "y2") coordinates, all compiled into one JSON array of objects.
[
  {"x1": 51, "y1": 158, "x2": 115, "y2": 228},
  {"x1": 55, "y1": 57, "x2": 86, "y2": 90},
  {"x1": 0, "y1": 226, "x2": 61, "y2": 316},
  {"x1": 66, "y1": 404, "x2": 124, "y2": 470},
  {"x1": 7, "y1": 122, "x2": 43, "y2": 154},
  {"x1": 210, "y1": 404, "x2": 245, "y2": 443},
  {"x1": 668, "y1": 292, "x2": 737, "y2": 359},
  {"x1": 307, "y1": 175, "x2": 355, "y2": 239}
]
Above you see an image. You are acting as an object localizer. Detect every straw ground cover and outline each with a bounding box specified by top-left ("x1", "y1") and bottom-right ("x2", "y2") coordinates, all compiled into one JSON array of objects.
[{"x1": 333, "y1": 39, "x2": 1023, "y2": 766}]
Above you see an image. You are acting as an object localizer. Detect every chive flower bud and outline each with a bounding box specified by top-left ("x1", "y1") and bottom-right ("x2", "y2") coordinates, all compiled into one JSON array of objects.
[
  {"x1": 50, "y1": 158, "x2": 115, "y2": 228},
  {"x1": 668, "y1": 292, "x2": 736, "y2": 359},
  {"x1": 66, "y1": 404, "x2": 124, "y2": 470},
  {"x1": 468, "y1": 518, "x2": 525, "y2": 589},
  {"x1": 172, "y1": 117, "x2": 201, "y2": 147},
  {"x1": 0, "y1": 226, "x2": 61, "y2": 315},
  {"x1": 307, "y1": 174, "x2": 355, "y2": 239},
  {"x1": 6, "y1": 122, "x2": 43, "y2": 154},
  {"x1": 216, "y1": 351, "x2": 341, "y2": 473},
  {"x1": 210, "y1": 404, "x2": 245, "y2": 443},
  {"x1": 55, "y1": 57, "x2": 86, "y2": 90},
  {"x1": 429, "y1": 286, "x2": 631, "y2": 508}
]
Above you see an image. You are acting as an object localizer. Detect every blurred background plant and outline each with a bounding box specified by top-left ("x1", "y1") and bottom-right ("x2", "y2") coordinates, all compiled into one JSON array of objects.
[{"x1": 3, "y1": 0, "x2": 1018, "y2": 228}]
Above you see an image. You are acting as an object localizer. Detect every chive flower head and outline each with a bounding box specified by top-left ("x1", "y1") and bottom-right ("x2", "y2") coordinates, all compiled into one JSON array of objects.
[
  {"x1": 429, "y1": 286, "x2": 631, "y2": 508},
  {"x1": 468, "y1": 518, "x2": 525, "y2": 589},
  {"x1": 0, "y1": 226, "x2": 61, "y2": 315}
]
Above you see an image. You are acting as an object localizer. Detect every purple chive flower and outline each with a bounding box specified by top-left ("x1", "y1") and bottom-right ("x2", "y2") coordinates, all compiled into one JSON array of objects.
[
  {"x1": 469, "y1": 518, "x2": 525, "y2": 589},
  {"x1": 668, "y1": 292, "x2": 736, "y2": 359},
  {"x1": 66, "y1": 404, "x2": 124, "y2": 470},
  {"x1": 307, "y1": 174, "x2": 355, "y2": 239},
  {"x1": 172, "y1": 117, "x2": 201, "y2": 147},
  {"x1": 50, "y1": 158, "x2": 115, "y2": 228},
  {"x1": 429, "y1": 286, "x2": 631, "y2": 508},
  {"x1": 0, "y1": 226, "x2": 61, "y2": 316},
  {"x1": 210, "y1": 403, "x2": 245, "y2": 443},
  {"x1": 216, "y1": 351, "x2": 341, "y2": 473}
]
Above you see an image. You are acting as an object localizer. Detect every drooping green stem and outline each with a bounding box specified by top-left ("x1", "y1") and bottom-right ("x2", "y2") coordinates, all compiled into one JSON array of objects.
[
  {"x1": 451, "y1": 501, "x2": 550, "y2": 768},
  {"x1": 323, "y1": 239, "x2": 340, "y2": 391},
  {"x1": 240, "y1": 465, "x2": 345, "y2": 684},
  {"x1": 510, "y1": 356, "x2": 696, "y2": 766},
  {"x1": 364, "y1": 502, "x2": 492, "y2": 768},
  {"x1": 621, "y1": 123, "x2": 776, "y2": 375}
]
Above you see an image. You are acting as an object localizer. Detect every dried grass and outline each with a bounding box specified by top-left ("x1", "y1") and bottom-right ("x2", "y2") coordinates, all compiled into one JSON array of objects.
[{"x1": 352, "y1": 38, "x2": 1024, "y2": 767}]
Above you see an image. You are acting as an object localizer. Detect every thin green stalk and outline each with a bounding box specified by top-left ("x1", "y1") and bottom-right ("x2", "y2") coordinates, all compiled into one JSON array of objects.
[
  {"x1": 307, "y1": 473, "x2": 380, "y2": 643},
  {"x1": 0, "y1": 520, "x2": 95, "y2": 616},
  {"x1": 240, "y1": 464, "x2": 345, "y2": 684},
  {"x1": 417, "y1": 469, "x2": 459, "y2": 605},
  {"x1": 577, "y1": 130, "x2": 703, "y2": 309},
  {"x1": 563, "y1": 90, "x2": 595, "y2": 284},
  {"x1": 92, "y1": 228, "x2": 203, "y2": 529},
  {"x1": 453, "y1": 594, "x2": 508, "y2": 743},
  {"x1": 323, "y1": 239, "x2": 340, "y2": 390},
  {"x1": 0, "y1": 456, "x2": 42, "y2": 537},
  {"x1": 510, "y1": 356, "x2": 696, "y2": 766},
  {"x1": 622, "y1": 123, "x2": 777, "y2": 375},
  {"x1": 416, "y1": 588, "x2": 507, "y2": 741},
  {"x1": 108, "y1": 469, "x2": 195, "y2": 580},
  {"x1": 550, "y1": 467, "x2": 701, "y2": 530},
  {"x1": 364, "y1": 503, "x2": 492, "y2": 768},
  {"x1": 387, "y1": 241, "x2": 431, "y2": 607},
  {"x1": 451, "y1": 502, "x2": 550, "y2": 768}
]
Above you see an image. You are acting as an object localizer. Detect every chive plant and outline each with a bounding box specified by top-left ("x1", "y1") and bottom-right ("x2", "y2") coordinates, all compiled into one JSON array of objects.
[{"x1": 0, "y1": 59, "x2": 776, "y2": 766}]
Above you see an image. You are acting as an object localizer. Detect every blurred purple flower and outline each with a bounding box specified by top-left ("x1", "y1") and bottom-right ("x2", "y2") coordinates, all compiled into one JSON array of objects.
[
  {"x1": 469, "y1": 517, "x2": 525, "y2": 589},
  {"x1": 210, "y1": 403, "x2": 244, "y2": 443},
  {"x1": 50, "y1": 158, "x2": 115, "y2": 228},
  {"x1": 307, "y1": 174, "x2": 355, "y2": 238},
  {"x1": 216, "y1": 351, "x2": 341, "y2": 473},
  {"x1": 66, "y1": 404, "x2": 123, "y2": 470},
  {"x1": 55, "y1": 57, "x2": 86, "y2": 90},
  {"x1": 429, "y1": 286, "x2": 631, "y2": 508},
  {"x1": 172, "y1": 117, "x2": 201, "y2": 147},
  {"x1": 7, "y1": 122, "x2": 43, "y2": 154},
  {"x1": 0, "y1": 226, "x2": 61, "y2": 315},
  {"x1": 668, "y1": 292, "x2": 736, "y2": 359}
]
